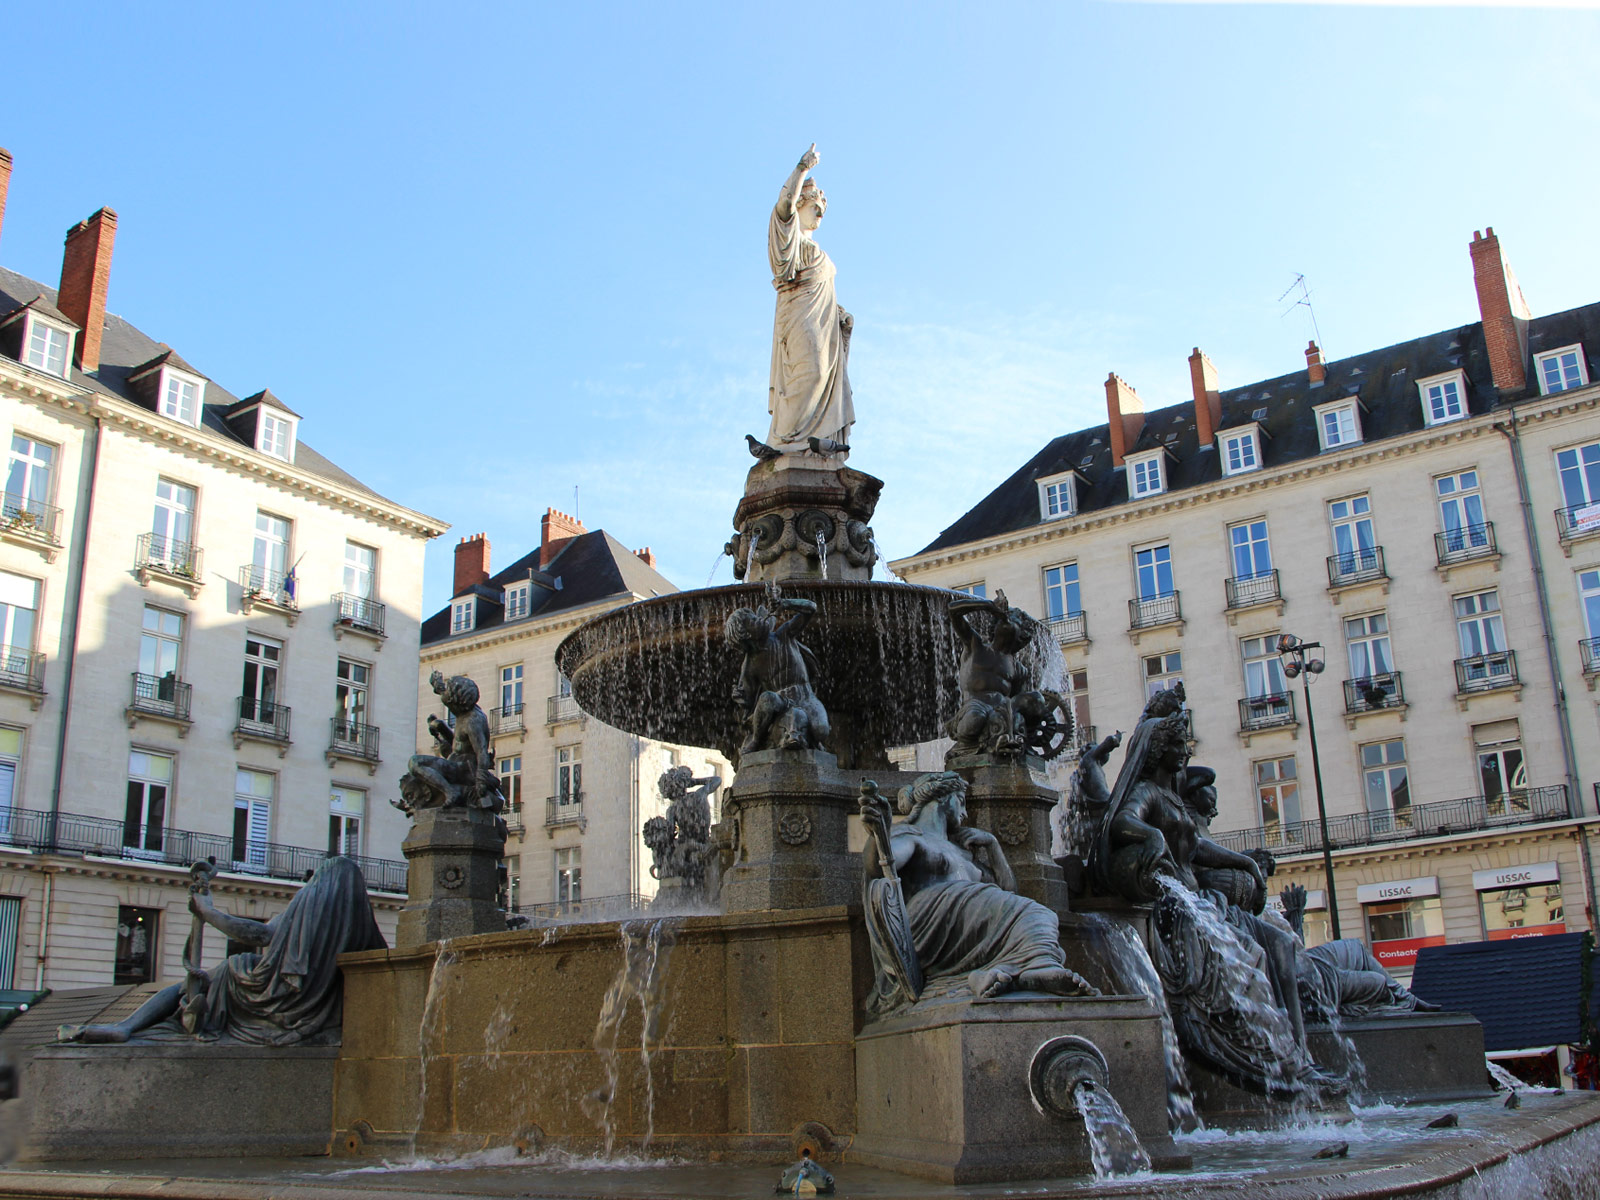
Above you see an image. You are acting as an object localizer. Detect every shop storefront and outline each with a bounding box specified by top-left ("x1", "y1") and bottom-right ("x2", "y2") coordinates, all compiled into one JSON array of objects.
[
  {"x1": 1473, "y1": 862, "x2": 1566, "y2": 941},
  {"x1": 1357, "y1": 876, "x2": 1446, "y2": 982}
]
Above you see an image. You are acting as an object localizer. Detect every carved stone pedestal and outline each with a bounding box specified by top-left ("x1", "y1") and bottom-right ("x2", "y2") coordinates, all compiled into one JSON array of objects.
[
  {"x1": 1309, "y1": 1011, "x2": 1491, "y2": 1105},
  {"x1": 728, "y1": 457, "x2": 882, "y2": 584},
  {"x1": 721, "y1": 748, "x2": 859, "y2": 913},
  {"x1": 396, "y1": 806, "x2": 505, "y2": 948},
  {"x1": 954, "y1": 760, "x2": 1069, "y2": 913}
]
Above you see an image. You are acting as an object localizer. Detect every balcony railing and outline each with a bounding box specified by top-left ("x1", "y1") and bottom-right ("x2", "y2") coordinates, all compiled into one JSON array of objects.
[
  {"x1": 1047, "y1": 612, "x2": 1088, "y2": 645},
  {"x1": 239, "y1": 564, "x2": 298, "y2": 609},
  {"x1": 546, "y1": 793, "x2": 585, "y2": 829},
  {"x1": 504, "y1": 803, "x2": 524, "y2": 834},
  {"x1": 329, "y1": 717, "x2": 380, "y2": 761},
  {"x1": 332, "y1": 593, "x2": 386, "y2": 637},
  {"x1": 1, "y1": 492, "x2": 62, "y2": 545},
  {"x1": 1225, "y1": 570, "x2": 1281, "y2": 610},
  {"x1": 1435, "y1": 522, "x2": 1497, "y2": 566},
  {"x1": 1238, "y1": 691, "x2": 1296, "y2": 732},
  {"x1": 491, "y1": 704, "x2": 526, "y2": 737},
  {"x1": 135, "y1": 532, "x2": 202, "y2": 579},
  {"x1": 1583, "y1": 638, "x2": 1600, "y2": 674},
  {"x1": 1326, "y1": 546, "x2": 1386, "y2": 587},
  {"x1": 1455, "y1": 650, "x2": 1518, "y2": 694},
  {"x1": 0, "y1": 646, "x2": 45, "y2": 694},
  {"x1": 1128, "y1": 592, "x2": 1181, "y2": 631},
  {"x1": 1343, "y1": 671, "x2": 1406, "y2": 713},
  {"x1": 547, "y1": 693, "x2": 582, "y2": 724},
  {"x1": 514, "y1": 892, "x2": 644, "y2": 924},
  {"x1": 0, "y1": 804, "x2": 406, "y2": 893},
  {"x1": 130, "y1": 671, "x2": 191, "y2": 723},
  {"x1": 236, "y1": 696, "x2": 291, "y2": 743},
  {"x1": 1556, "y1": 503, "x2": 1600, "y2": 542},
  {"x1": 1211, "y1": 784, "x2": 1571, "y2": 858}
]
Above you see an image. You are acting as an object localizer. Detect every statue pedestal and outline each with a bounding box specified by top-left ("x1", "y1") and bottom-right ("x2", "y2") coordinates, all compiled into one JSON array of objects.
[
  {"x1": 953, "y1": 760, "x2": 1069, "y2": 913},
  {"x1": 852, "y1": 993, "x2": 1188, "y2": 1183},
  {"x1": 396, "y1": 806, "x2": 506, "y2": 948},
  {"x1": 721, "y1": 749, "x2": 859, "y2": 913},
  {"x1": 730, "y1": 458, "x2": 881, "y2": 584},
  {"x1": 1309, "y1": 1011, "x2": 1491, "y2": 1105}
]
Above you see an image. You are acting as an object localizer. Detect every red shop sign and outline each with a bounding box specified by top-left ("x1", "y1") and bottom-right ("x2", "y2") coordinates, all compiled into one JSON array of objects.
[
  {"x1": 1371, "y1": 935, "x2": 1447, "y2": 969},
  {"x1": 1487, "y1": 923, "x2": 1567, "y2": 941}
]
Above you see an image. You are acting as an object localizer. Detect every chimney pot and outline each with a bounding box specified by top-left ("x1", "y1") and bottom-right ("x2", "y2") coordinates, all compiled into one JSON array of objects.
[
  {"x1": 634, "y1": 546, "x2": 657, "y2": 569},
  {"x1": 1469, "y1": 226, "x2": 1531, "y2": 394},
  {"x1": 1188, "y1": 348, "x2": 1222, "y2": 447},
  {"x1": 453, "y1": 532, "x2": 490, "y2": 596},
  {"x1": 0, "y1": 149, "x2": 12, "y2": 251},
  {"x1": 540, "y1": 507, "x2": 588, "y2": 569},
  {"x1": 1104, "y1": 373, "x2": 1146, "y2": 467},
  {"x1": 1306, "y1": 340, "x2": 1326, "y2": 386},
  {"x1": 57, "y1": 207, "x2": 118, "y2": 373}
]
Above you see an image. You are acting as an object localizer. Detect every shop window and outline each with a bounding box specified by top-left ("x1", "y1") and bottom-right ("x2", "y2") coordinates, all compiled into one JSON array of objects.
[
  {"x1": 1362, "y1": 895, "x2": 1445, "y2": 979},
  {"x1": 1480, "y1": 883, "x2": 1564, "y2": 941},
  {"x1": 114, "y1": 905, "x2": 160, "y2": 985}
]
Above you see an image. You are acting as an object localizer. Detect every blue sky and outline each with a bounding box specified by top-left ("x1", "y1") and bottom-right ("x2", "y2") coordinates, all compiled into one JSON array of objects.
[{"x1": 3, "y1": 2, "x2": 1598, "y2": 610}]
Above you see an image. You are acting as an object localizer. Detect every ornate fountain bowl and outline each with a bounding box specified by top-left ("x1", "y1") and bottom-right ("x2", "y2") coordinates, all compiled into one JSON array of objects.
[{"x1": 556, "y1": 580, "x2": 968, "y2": 770}]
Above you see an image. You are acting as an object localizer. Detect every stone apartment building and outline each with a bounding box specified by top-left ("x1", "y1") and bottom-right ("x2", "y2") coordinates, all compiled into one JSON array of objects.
[
  {"x1": 418, "y1": 513, "x2": 731, "y2": 919},
  {"x1": 892, "y1": 227, "x2": 1600, "y2": 984},
  {"x1": 0, "y1": 150, "x2": 444, "y2": 988}
]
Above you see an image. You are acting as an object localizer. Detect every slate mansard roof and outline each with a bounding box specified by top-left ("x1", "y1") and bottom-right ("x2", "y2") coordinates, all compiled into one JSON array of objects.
[
  {"x1": 419, "y1": 530, "x2": 677, "y2": 646},
  {"x1": 0, "y1": 264, "x2": 393, "y2": 506},
  {"x1": 917, "y1": 303, "x2": 1600, "y2": 557}
]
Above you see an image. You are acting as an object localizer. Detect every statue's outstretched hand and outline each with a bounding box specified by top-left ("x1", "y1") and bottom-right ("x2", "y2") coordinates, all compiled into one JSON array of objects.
[{"x1": 800, "y1": 143, "x2": 819, "y2": 171}]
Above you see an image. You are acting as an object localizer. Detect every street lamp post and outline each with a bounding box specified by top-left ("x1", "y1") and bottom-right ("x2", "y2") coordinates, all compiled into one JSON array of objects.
[{"x1": 1277, "y1": 633, "x2": 1342, "y2": 941}]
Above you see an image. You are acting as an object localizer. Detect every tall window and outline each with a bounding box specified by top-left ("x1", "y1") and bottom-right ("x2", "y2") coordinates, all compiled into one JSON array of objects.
[
  {"x1": 555, "y1": 745, "x2": 582, "y2": 804},
  {"x1": 1581, "y1": 569, "x2": 1600, "y2": 641},
  {"x1": 241, "y1": 635, "x2": 281, "y2": 723},
  {"x1": 1556, "y1": 442, "x2": 1600, "y2": 511},
  {"x1": 1256, "y1": 758, "x2": 1300, "y2": 833},
  {"x1": 152, "y1": 478, "x2": 196, "y2": 554},
  {"x1": 1241, "y1": 635, "x2": 1287, "y2": 699},
  {"x1": 5, "y1": 435, "x2": 55, "y2": 509},
  {"x1": 160, "y1": 374, "x2": 199, "y2": 425},
  {"x1": 0, "y1": 727, "x2": 22, "y2": 837},
  {"x1": 555, "y1": 847, "x2": 582, "y2": 904},
  {"x1": 1537, "y1": 347, "x2": 1586, "y2": 395},
  {"x1": 139, "y1": 606, "x2": 183, "y2": 680},
  {"x1": 498, "y1": 754, "x2": 523, "y2": 814},
  {"x1": 344, "y1": 542, "x2": 376, "y2": 599},
  {"x1": 1066, "y1": 667, "x2": 1090, "y2": 740},
  {"x1": 23, "y1": 321, "x2": 70, "y2": 376},
  {"x1": 1420, "y1": 374, "x2": 1465, "y2": 425},
  {"x1": 233, "y1": 768, "x2": 274, "y2": 868},
  {"x1": 1454, "y1": 590, "x2": 1506, "y2": 658},
  {"x1": 1135, "y1": 544, "x2": 1174, "y2": 600},
  {"x1": 1328, "y1": 495, "x2": 1376, "y2": 572},
  {"x1": 1042, "y1": 563, "x2": 1080, "y2": 620},
  {"x1": 1144, "y1": 650, "x2": 1183, "y2": 699},
  {"x1": 1361, "y1": 740, "x2": 1410, "y2": 826},
  {"x1": 113, "y1": 906, "x2": 160, "y2": 985},
  {"x1": 0, "y1": 573, "x2": 39, "y2": 660},
  {"x1": 1436, "y1": 470, "x2": 1488, "y2": 552},
  {"x1": 1228, "y1": 520, "x2": 1272, "y2": 580},
  {"x1": 502, "y1": 854, "x2": 521, "y2": 911},
  {"x1": 951, "y1": 582, "x2": 986, "y2": 599},
  {"x1": 1474, "y1": 722, "x2": 1527, "y2": 815},
  {"x1": 500, "y1": 664, "x2": 523, "y2": 714},
  {"x1": 1344, "y1": 612, "x2": 1393, "y2": 679},
  {"x1": 329, "y1": 786, "x2": 365, "y2": 857},
  {"x1": 252, "y1": 511, "x2": 291, "y2": 583},
  {"x1": 336, "y1": 659, "x2": 370, "y2": 727},
  {"x1": 557, "y1": 672, "x2": 573, "y2": 699},
  {"x1": 124, "y1": 750, "x2": 172, "y2": 854}
]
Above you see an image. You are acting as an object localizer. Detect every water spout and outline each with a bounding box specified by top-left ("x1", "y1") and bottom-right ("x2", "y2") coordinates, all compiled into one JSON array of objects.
[{"x1": 1075, "y1": 1079, "x2": 1152, "y2": 1180}]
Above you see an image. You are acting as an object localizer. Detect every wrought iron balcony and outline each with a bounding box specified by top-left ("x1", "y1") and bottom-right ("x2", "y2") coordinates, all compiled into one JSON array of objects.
[
  {"x1": 1225, "y1": 570, "x2": 1281, "y2": 610},
  {"x1": 236, "y1": 696, "x2": 291, "y2": 744},
  {"x1": 0, "y1": 646, "x2": 45, "y2": 695},
  {"x1": 513, "y1": 892, "x2": 644, "y2": 924},
  {"x1": 1128, "y1": 592, "x2": 1181, "y2": 631},
  {"x1": 129, "y1": 671, "x2": 191, "y2": 723},
  {"x1": 1047, "y1": 611, "x2": 1088, "y2": 645},
  {"x1": 1582, "y1": 638, "x2": 1600, "y2": 674},
  {"x1": 1, "y1": 492, "x2": 62, "y2": 545},
  {"x1": 1556, "y1": 503, "x2": 1600, "y2": 542},
  {"x1": 547, "y1": 693, "x2": 583, "y2": 724},
  {"x1": 1238, "y1": 691, "x2": 1295, "y2": 733},
  {"x1": 135, "y1": 532, "x2": 203, "y2": 580},
  {"x1": 328, "y1": 717, "x2": 380, "y2": 761},
  {"x1": 1434, "y1": 522, "x2": 1497, "y2": 567},
  {"x1": 504, "y1": 803, "x2": 524, "y2": 833},
  {"x1": 1455, "y1": 650, "x2": 1518, "y2": 694},
  {"x1": 491, "y1": 704, "x2": 526, "y2": 737},
  {"x1": 239, "y1": 564, "x2": 298, "y2": 610},
  {"x1": 332, "y1": 593, "x2": 386, "y2": 638},
  {"x1": 1326, "y1": 546, "x2": 1386, "y2": 587},
  {"x1": 546, "y1": 793, "x2": 585, "y2": 830},
  {"x1": 1211, "y1": 784, "x2": 1571, "y2": 858},
  {"x1": 1343, "y1": 671, "x2": 1406, "y2": 714}
]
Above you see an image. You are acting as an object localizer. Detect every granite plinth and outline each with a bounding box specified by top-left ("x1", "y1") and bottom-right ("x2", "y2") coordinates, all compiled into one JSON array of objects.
[
  {"x1": 396, "y1": 806, "x2": 506, "y2": 948},
  {"x1": 21, "y1": 1041, "x2": 337, "y2": 1160},
  {"x1": 955, "y1": 761, "x2": 1070, "y2": 913},
  {"x1": 731, "y1": 458, "x2": 881, "y2": 585},
  {"x1": 721, "y1": 749, "x2": 861, "y2": 913},
  {"x1": 1309, "y1": 1010, "x2": 1492, "y2": 1104}
]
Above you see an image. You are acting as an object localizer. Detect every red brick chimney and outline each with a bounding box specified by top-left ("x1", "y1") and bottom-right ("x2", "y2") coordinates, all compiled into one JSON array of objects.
[
  {"x1": 634, "y1": 546, "x2": 657, "y2": 569},
  {"x1": 540, "y1": 507, "x2": 586, "y2": 569},
  {"x1": 1470, "y1": 227, "x2": 1531, "y2": 395},
  {"x1": 1105, "y1": 373, "x2": 1146, "y2": 467},
  {"x1": 57, "y1": 207, "x2": 117, "y2": 373},
  {"x1": 0, "y1": 149, "x2": 12, "y2": 250},
  {"x1": 1188, "y1": 348, "x2": 1222, "y2": 447},
  {"x1": 1305, "y1": 340, "x2": 1326, "y2": 386},
  {"x1": 453, "y1": 533, "x2": 490, "y2": 595}
]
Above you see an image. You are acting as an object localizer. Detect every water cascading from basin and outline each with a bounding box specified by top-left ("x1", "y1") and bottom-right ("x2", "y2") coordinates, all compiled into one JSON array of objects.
[
  {"x1": 582, "y1": 919, "x2": 678, "y2": 1156},
  {"x1": 1028, "y1": 1035, "x2": 1151, "y2": 1180},
  {"x1": 411, "y1": 942, "x2": 458, "y2": 1158},
  {"x1": 1076, "y1": 1080, "x2": 1152, "y2": 1180}
]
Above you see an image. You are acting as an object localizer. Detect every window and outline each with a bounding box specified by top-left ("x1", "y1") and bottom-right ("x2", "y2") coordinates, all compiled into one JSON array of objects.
[
  {"x1": 1454, "y1": 590, "x2": 1506, "y2": 658},
  {"x1": 1314, "y1": 400, "x2": 1361, "y2": 451},
  {"x1": 1581, "y1": 570, "x2": 1600, "y2": 642},
  {"x1": 1418, "y1": 371, "x2": 1466, "y2": 426},
  {"x1": 1144, "y1": 650, "x2": 1183, "y2": 699},
  {"x1": 1037, "y1": 472, "x2": 1076, "y2": 521},
  {"x1": 951, "y1": 582, "x2": 986, "y2": 598},
  {"x1": 329, "y1": 786, "x2": 365, "y2": 857},
  {"x1": 0, "y1": 573, "x2": 39, "y2": 660},
  {"x1": 1344, "y1": 612, "x2": 1393, "y2": 679},
  {"x1": 1134, "y1": 544, "x2": 1173, "y2": 601},
  {"x1": 124, "y1": 750, "x2": 172, "y2": 855},
  {"x1": 241, "y1": 635, "x2": 281, "y2": 725},
  {"x1": 1042, "y1": 563, "x2": 1080, "y2": 621},
  {"x1": 504, "y1": 582, "x2": 531, "y2": 621},
  {"x1": 257, "y1": 412, "x2": 294, "y2": 460},
  {"x1": 1128, "y1": 452, "x2": 1164, "y2": 498},
  {"x1": 451, "y1": 599, "x2": 474, "y2": 634},
  {"x1": 1328, "y1": 495, "x2": 1377, "y2": 575},
  {"x1": 233, "y1": 768, "x2": 274, "y2": 868},
  {"x1": 1481, "y1": 883, "x2": 1564, "y2": 940},
  {"x1": 1228, "y1": 519, "x2": 1272, "y2": 581},
  {"x1": 23, "y1": 319, "x2": 71, "y2": 377},
  {"x1": 251, "y1": 511, "x2": 292, "y2": 599},
  {"x1": 1474, "y1": 721, "x2": 1527, "y2": 816},
  {"x1": 138, "y1": 606, "x2": 183, "y2": 680},
  {"x1": 0, "y1": 727, "x2": 22, "y2": 839},
  {"x1": 336, "y1": 659, "x2": 370, "y2": 727},
  {"x1": 1363, "y1": 896, "x2": 1443, "y2": 979},
  {"x1": 555, "y1": 745, "x2": 582, "y2": 803},
  {"x1": 344, "y1": 542, "x2": 376, "y2": 599},
  {"x1": 1066, "y1": 667, "x2": 1090, "y2": 741},
  {"x1": 1256, "y1": 758, "x2": 1300, "y2": 833},
  {"x1": 557, "y1": 672, "x2": 573, "y2": 699},
  {"x1": 1536, "y1": 346, "x2": 1587, "y2": 395},
  {"x1": 114, "y1": 906, "x2": 160, "y2": 985},
  {"x1": 1220, "y1": 429, "x2": 1260, "y2": 475},
  {"x1": 160, "y1": 373, "x2": 201, "y2": 426},
  {"x1": 1436, "y1": 470, "x2": 1489, "y2": 552},
  {"x1": 1361, "y1": 739, "x2": 1410, "y2": 827},
  {"x1": 152, "y1": 478, "x2": 196, "y2": 556},
  {"x1": 1241, "y1": 635, "x2": 1288, "y2": 699},
  {"x1": 555, "y1": 846, "x2": 581, "y2": 904},
  {"x1": 502, "y1": 854, "x2": 521, "y2": 910},
  {"x1": 1556, "y1": 442, "x2": 1600, "y2": 511},
  {"x1": 6, "y1": 435, "x2": 55, "y2": 510},
  {"x1": 498, "y1": 754, "x2": 523, "y2": 815},
  {"x1": 500, "y1": 664, "x2": 523, "y2": 714}
]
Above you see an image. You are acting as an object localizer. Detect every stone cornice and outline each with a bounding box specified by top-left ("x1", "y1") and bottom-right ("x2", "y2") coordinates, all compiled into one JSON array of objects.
[
  {"x1": 1263, "y1": 815, "x2": 1597, "y2": 871},
  {"x1": 419, "y1": 592, "x2": 651, "y2": 662}
]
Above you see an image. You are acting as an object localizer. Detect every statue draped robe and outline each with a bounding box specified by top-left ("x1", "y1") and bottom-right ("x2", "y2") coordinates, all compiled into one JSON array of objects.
[{"x1": 768, "y1": 192, "x2": 853, "y2": 450}]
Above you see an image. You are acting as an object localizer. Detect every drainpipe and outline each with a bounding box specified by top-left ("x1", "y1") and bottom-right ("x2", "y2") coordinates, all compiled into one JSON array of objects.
[
  {"x1": 1494, "y1": 410, "x2": 1582, "y2": 812},
  {"x1": 49, "y1": 415, "x2": 103, "y2": 843},
  {"x1": 631, "y1": 735, "x2": 642, "y2": 902}
]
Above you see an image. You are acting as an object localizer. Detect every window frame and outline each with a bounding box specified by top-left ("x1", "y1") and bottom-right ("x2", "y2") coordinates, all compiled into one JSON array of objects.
[
  {"x1": 157, "y1": 366, "x2": 206, "y2": 428},
  {"x1": 1418, "y1": 369, "x2": 1468, "y2": 427},
  {"x1": 1126, "y1": 450, "x2": 1165, "y2": 498},
  {"x1": 950, "y1": 582, "x2": 987, "y2": 599},
  {"x1": 504, "y1": 581, "x2": 531, "y2": 621},
  {"x1": 1360, "y1": 738, "x2": 1411, "y2": 825},
  {"x1": 1255, "y1": 756, "x2": 1301, "y2": 832},
  {"x1": 20, "y1": 313, "x2": 74, "y2": 378},
  {"x1": 1218, "y1": 425, "x2": 1262, "y2": 476},
  {"x1": 233, "y1": 767, "x2": 275, "y2": 870},
  {"x1": 256, "y1": 411, "x2": 297, "y2": 461},
  {"x1": 450, "y1": 598, "x2": 475, "y2": 634},
  {"x1": 343, "y1": 541, "x2": 377, "y2": 600},
  {"x1": 1041, "y1": 561, "x2": 1081, "y2": 621},
  {"x1": 1036, "y1": 470, "x2": 1078, "y2": 521},
  {"x1": 555, "y1": 846, "x2": 581, "y2": 904},
  {"x1": 329, "y1": 785, "x2": 366, "y2": 857},
  {"x1": 1536, "y1": 345, "x2": 1588, "y2": 396},
  {"x1": 1312, "y1": 398, "x2": 1362, "y2": 452},
  {"x1": 1133, "y1": 542, "x2": 1174, "y2": 602},
  {"x1": 1343, "y1": 610, "x2": 1394, "y2": 680}
]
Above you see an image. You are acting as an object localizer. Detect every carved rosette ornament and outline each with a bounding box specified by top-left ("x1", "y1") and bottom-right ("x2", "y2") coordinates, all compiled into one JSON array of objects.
[
  {"x1": 993, "y1": 810, "x2": 1031, "y2": 847},
  {"x1": 778, "y1": 811, "x2": 813, "y2": 846},
  {"x1": 438, "y1": 865, "x2": 465, "y2": 890}
]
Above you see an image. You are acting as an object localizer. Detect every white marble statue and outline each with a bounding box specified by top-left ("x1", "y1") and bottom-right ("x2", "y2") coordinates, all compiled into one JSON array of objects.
[{"x1": 767, "y1": 144, "x2": 854, "y2": 458}]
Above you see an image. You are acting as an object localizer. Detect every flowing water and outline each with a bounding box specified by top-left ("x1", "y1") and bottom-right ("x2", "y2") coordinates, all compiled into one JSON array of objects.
[
  {"x1": 1074, "y1": 1078, "x2": 1152, "y2": 1180},
  {"x1": 582, "y1": 918, "x2": 679, "y2": 1156},
  {"x1": 411, "y1": 942, "x2": 458, "y2": 1157},
  {"x1": 814, "y1": 529, "x2": 828, "y2": 576}
]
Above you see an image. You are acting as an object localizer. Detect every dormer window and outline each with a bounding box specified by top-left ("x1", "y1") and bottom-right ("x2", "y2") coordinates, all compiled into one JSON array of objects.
[
  {"x1": 160, "y1": 371, "x2": 204, "y2": 426},
  {"x1": 451, "y1": 598, "x2": 475, "y2": 634},
  {"x1": 257, "y1": 412, "x2": 296, "y2": 461},
  {"x1": 1219, "y1": 426, "x2": 1262, "y2": 476},
  {"x1": 23, "y1": 318, "x2": 72, "y2": 377},
  {"x1": 1313, "y1": 398, "x2": 1362, "y2": 451},
  {"x1": 1127, "y1": 450, "x2": 1165, "y2": 498},
  {"x1": 1418, "y1": 370, "x2": 1466, "y2": 426},
  {"x1": 504, "y1": 582, "x2": 531, "y2": 620},
  {"x1": 1036, "y1": 470, "x2": 1078, "y2": 521},
  {"x1": 1537, "y1": 345, "x2": 1588, "y2": 395}
]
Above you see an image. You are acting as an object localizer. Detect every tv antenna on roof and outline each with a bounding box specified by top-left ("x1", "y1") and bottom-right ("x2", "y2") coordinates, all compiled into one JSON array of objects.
[{"x1": 1279, "y1": 273, "x2": 1325, "y2": 356}]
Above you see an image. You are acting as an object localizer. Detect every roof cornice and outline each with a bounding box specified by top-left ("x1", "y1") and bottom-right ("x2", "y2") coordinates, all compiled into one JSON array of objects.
[{"x1": 419, "y1": 591, "x2": 646, "y2": 661}]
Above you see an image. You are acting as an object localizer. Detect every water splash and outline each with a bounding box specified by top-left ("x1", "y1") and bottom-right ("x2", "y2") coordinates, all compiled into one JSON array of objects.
[
  {"x1": 1075, "y1": 1079, "x2": 1152, "y2": 1179},
  {"x1": 814, "y1": 529, "x2": 828, "y2": 576},
  {"x1": 704, "y1": 550, "x2": 727, "y2": 587},
  {"x1": 582, "y1": 918, "x2": 679, "y2": 1156},
  {"x1": 411, "y1": 942, "x2": 458, "y2": 1157}
]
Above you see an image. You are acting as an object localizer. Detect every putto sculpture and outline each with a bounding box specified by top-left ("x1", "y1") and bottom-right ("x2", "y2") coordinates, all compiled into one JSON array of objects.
[
  {"x1": 396, "y1": 670, "x2": 504, "y2": 814},
  {"x1": 945, "y1": 590, "x2": 1072, "y2": 764},
  {"x1": 859, "y1": 772, "x2": 1096, "y2": 1015},
  {"x1": 643, "y1": 764, "x2": 723, "y2": 898},
  {"x1": 726, "y1": 597, "x2": 830, "y2": 755}
]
